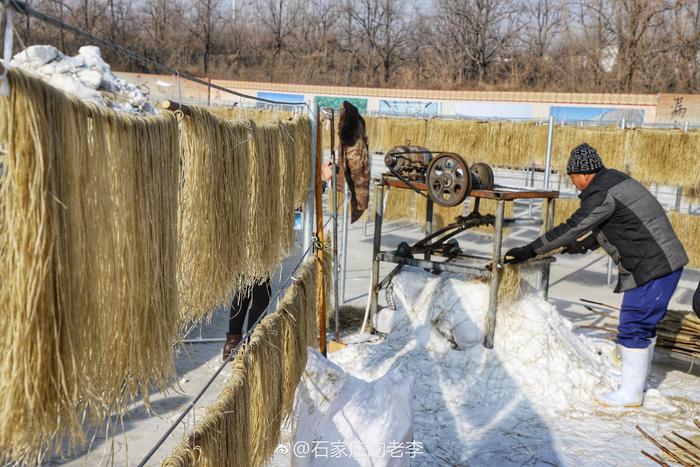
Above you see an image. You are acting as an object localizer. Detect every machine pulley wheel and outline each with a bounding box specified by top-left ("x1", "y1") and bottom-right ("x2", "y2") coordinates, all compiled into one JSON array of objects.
[
  {"x1": 471, "y1": 162, "x2": 495, "y2": 190},
  {"x1": 426, "y1": 153, "x2": 471, "y2": 207}
]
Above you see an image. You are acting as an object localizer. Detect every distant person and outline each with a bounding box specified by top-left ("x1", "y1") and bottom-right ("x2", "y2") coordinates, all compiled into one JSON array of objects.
[
  {"x1": 505, "y1": 143, "x2": 688, "y2": 408},
  {"x1": 223, "y1": 278, "x2": 271, "y2": 361}
]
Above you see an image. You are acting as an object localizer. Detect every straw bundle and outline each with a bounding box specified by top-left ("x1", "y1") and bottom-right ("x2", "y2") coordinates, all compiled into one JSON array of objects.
[
  {"x1": 0, "y1": 69, "x2": 180, "y2": 463},
  {"x1": 625, "y1": 129, "x2": 700, "y2": 190},
  {"x1": 668, "y1": 211, "x2": 700, "y2": 268},
  {"x1": 657, "y1": 310, "x2": 700, "y2": 359},
  {"x1": 161, "y1": 257, "x2": 319, "y2": 467}
]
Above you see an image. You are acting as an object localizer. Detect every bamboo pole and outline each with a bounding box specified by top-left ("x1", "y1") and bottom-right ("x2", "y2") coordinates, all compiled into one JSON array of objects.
[{"x1": 314, "y1": 102, "x2": 327, "y2": 356}]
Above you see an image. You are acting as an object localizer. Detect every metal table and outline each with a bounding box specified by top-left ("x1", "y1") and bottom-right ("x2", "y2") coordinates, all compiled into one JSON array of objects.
[{"x1": 368, "y1": 175, "x2": 560, "y2": 348}]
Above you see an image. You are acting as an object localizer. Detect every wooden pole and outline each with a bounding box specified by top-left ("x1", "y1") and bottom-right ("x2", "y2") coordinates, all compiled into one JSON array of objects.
[
  {"x1": 314, "y1": 103, "x2": 327, "y2": 356},
  {"x1": 160, "y1": 99, "x2": 193, "y2": 116}
]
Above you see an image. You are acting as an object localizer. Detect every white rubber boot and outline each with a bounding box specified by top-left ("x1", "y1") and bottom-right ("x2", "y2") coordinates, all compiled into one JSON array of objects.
[
  {"x1": 597, "y1": 344, "x2": 650, "y2": 408},
  {"x1": 644, "y1": 337, "x2": 656, "y2": 392}
]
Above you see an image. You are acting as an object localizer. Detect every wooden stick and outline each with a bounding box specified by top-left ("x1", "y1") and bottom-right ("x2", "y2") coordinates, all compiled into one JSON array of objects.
[
  {"x1": 663, "y1": 435, "x2": 700, "y2": 463},
  {"x1": 160, "y1": 99, "x2": 193, "y2": 116},
  {"x1": 580, "y1": 298, "x2": 620, "y2": 311},
  {"x1": 641, "y1": 450, "x2": 670, "y2": 467},
  {"x1": 313, "y1": 104, "x2": 327, "y2": 356},
  {"x1": 636, "y1": 425, "x2": 693, "y2": 467},
  {"x1": 694, "y1": 419, "x2": 700, "y2": 430}
]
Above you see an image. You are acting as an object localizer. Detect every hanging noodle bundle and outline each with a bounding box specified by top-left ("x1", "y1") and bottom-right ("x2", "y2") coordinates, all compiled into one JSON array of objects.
[
  {"x1": 0, "y1": 68, "x2": 180, "y2": 463},
  {"x1": 365, "y1": 116, "x2": 700, "y2": 191},
  {"x1": 162, "y1": 257, "x2": 319, "y2": 467},
  {"x1": 625, "y1": 128, "x2": 700, "y2": 190},
  {"x1": 177, "y1": 106, "x2": 252, "y2": 323},
  {"x1": 177, "y1": 108, "x2": 312, "y2": 323}
]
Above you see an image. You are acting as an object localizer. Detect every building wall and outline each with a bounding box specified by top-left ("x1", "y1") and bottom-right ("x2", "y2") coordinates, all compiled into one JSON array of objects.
[{"x1": 117, "y1": 72, "x2": 687, "y2": 125}]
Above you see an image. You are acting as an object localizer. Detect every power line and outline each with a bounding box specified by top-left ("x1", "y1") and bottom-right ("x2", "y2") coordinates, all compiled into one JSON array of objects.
[{"x1": 6, "y1": 0, "x2": 306, "y2": 107}]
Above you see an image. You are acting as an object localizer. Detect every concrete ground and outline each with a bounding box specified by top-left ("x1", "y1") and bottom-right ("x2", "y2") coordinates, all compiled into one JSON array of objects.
[{"x1": 53, "y1": 189, "x2": 699, "y2": 466}]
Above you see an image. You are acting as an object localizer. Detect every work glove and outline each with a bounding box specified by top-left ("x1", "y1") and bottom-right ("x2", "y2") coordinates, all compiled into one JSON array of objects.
[
  {"x1": 504, "y1": 244, "x2": 535, "y2": 264},
  {"x1": 562, "y1": 241, "x2": 588, "y2": 255}
]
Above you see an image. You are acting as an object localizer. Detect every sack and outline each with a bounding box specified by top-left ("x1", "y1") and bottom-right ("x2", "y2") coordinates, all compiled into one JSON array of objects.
[{"x1": 292, "y1": 349, "x2": 414, "y2": 466}]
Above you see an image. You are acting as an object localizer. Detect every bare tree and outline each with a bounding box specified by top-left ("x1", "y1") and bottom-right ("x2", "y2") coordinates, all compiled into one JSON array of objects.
[
  {"x1": 255, "y1": 0, "x2": 301, "y2": 60},
  {"x1": 611, "y1": 0, "x2": 672, "y2": 91},
  {"x1": 191, "y1": 0, "x2": 225, "y2": 75},
  {"x1": 348, "y1": 0, "x2": 408, "y2": 84},
  {"x1": 8, "y1": 0, "x2": 700, "y2": 93},
  {"x1": 525, "y1": 0, "x2": 562, "y2": 60},
  {"x1": 139, "y1": 0, "x2": 186, "y2": 68}
]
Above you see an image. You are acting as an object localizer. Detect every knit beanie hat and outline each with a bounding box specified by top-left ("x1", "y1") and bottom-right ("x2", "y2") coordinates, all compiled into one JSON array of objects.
[{"x1": 567, "y1": 143, "x2": 604, "y2": 175}]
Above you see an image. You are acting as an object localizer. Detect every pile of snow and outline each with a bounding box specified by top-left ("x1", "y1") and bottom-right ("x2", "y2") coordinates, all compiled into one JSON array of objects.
[
  {"x1": 328, "y1": 267, "x2": 700, "y2": 465},
  {"x1": 10, "y1": 45, "x2": 154, "y2": 114},
  {"x1": 292, "y1": 349, "x2": 414, "y2": 466},
  {"x1": 379, "y1": 267, "x2": 613, "y2": 409}
]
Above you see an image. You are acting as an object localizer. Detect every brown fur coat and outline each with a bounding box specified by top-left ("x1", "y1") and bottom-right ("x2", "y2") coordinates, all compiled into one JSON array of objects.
[{"x1": 337, "y1": 101, "x2": 369, "y2": 223}]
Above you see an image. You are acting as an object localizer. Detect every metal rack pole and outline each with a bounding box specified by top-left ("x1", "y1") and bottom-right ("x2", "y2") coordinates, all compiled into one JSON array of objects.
[
  {"x1": 424, "y1": 199, "x2": 434, "y2": 261},
  {"x1": 303, "y1": 98, "x2": 318, "y2": 253},
  {"x1": 541, "y1": 198, "x2": 556, "y2": 300},
  {"x1": 340, "y1": 180, "x2": 350, "y2": 304},
  {"x1": 484, "y1": 199, "x2": 506, "y2": 349},
  {"x1": 368, "y1": 180, "x2": 385, "y2": 321},
  {"x1": 328, "y1": 111, "x2": 340, "y2": 341}
]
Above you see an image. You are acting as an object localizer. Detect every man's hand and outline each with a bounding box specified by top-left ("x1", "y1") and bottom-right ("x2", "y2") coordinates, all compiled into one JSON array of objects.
[
  {"x1": 321, "y1": 160, "x2": 334, "y2": 182},
  {"x1": 504, "y1": 244, "x2": 535, "y2": 264},
  {"x1": 562, "y1": 241, "x2": 588, "y2": 255}
]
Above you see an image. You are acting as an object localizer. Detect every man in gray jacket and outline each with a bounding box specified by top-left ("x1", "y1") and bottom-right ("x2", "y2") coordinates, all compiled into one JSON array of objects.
[{"x1": 505, "y1": 143, "x2": 688, "y2": 408}]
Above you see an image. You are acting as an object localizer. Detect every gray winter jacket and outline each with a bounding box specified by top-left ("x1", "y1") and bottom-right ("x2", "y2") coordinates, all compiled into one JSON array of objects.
[{"x1": 530, "y1": 168, "x2": 688, "y2": 292}]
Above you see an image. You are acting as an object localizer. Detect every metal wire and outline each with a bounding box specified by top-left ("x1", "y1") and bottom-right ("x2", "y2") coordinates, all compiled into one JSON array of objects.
[{"x1": 6, "y1": 0, "x2": 306, "y2": 107}]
